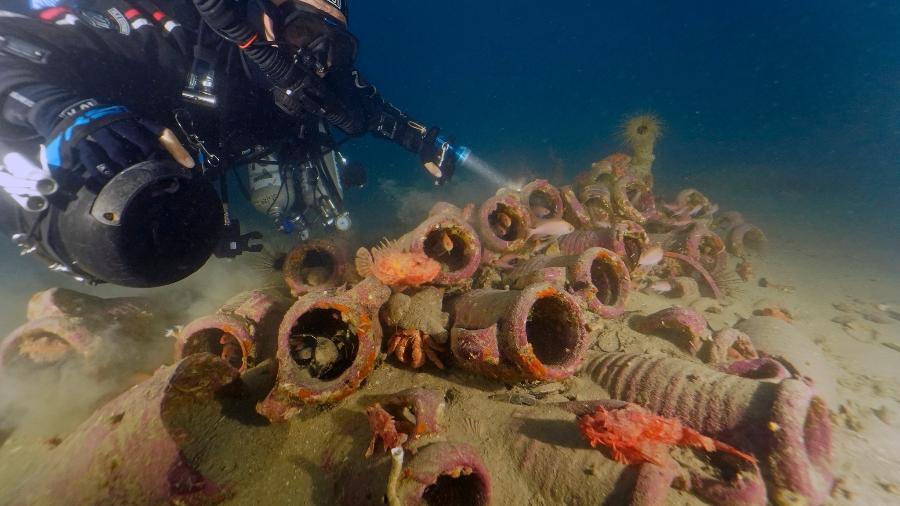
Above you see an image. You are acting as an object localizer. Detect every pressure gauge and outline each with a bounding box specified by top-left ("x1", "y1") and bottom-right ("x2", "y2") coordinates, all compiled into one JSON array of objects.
[{"x1": 335, "y1": 213, "x2": 352, "y2": 231}]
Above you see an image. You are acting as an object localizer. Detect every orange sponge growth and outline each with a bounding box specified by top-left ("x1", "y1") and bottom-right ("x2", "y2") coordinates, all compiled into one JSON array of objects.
[{"x1": 577, "y1": 403, "x2": 755, "y2": 466}]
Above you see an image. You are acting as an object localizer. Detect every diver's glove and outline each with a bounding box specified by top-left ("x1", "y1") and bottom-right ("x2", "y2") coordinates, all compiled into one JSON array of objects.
[
  {"x1": 370, "y1": 108, "x2": 454, "y2": 183},
  {"x1": 39, "y1": 99, "x2": 194, "y2": 180},
  {"x1": 416, "y1": 126, "x2": 456, "y2": 185},
  {"x1": 342, "y1": 70, "x2": 454, "y2": 183}
]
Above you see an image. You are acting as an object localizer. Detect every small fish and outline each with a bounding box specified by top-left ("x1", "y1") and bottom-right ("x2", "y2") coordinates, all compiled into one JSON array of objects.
[
  {"x1": 638, "y1": 244, "x2": 664, "y2": 267},
  {"x1": 496, "y1": 212, "x2": 513, "y2": 229},
  {"x1": 492, "y1": 211, "x2": 514, "y2": 236},
  {"x1": 532, "y1": 205, "x2": 552, "y2": 219},
  {"x1": 650, "y1": 280, "x2": 673, "y2": 294},
  {"x1": 528, "y1": 219, "x2": 575, "y2": 239},
  {"x1": 439, "y1": 231, "x2": 454, "y2": 255},
  {"x1": 670, "y1": 212, "x2": 694, "y2": 226},
  {"x1": 496, "y1": 253, "x2": 526, "y2": 269},
  {"x1": 219, "y1": 334, "x2": 243, "y2": 367}
]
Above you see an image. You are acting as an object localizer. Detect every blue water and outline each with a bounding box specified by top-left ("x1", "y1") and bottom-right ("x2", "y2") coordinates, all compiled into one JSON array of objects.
[{"x1": 344, "y1": 0, "x2": 899, "y2": 239}]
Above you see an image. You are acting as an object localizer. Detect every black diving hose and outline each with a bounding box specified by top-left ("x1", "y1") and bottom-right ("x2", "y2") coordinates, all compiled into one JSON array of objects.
[
  {"x1": 190, "y1": 0, "x2": 362, "y2": 133},
  {"x1": 191, "y1": 0, "x2": 296, "y2": 87}
]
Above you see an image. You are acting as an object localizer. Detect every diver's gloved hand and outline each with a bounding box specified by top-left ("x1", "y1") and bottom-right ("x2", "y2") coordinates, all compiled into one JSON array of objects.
[
  {"x1": 40, "y1": 99, "x2": 194, "y2": 179},
  {"x1": 378, "y1": 119, "x2": 455, "y2": 184},
  {"x1": 416, "y1": 126, "x2": 456, "y2": 185},
  {"x1": 354, "y1": 77, "x2": 456, "y2": 183}
]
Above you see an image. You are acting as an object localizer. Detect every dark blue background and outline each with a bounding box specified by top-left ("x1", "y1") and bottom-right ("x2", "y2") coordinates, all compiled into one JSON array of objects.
[{"x1": 344, "y1": 0, "x2": 899, "y2": 222}]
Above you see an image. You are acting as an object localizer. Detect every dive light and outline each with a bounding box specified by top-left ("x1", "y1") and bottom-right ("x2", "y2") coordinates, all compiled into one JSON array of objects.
[{"x1": 437, "y1": 135, "x2": 471, "y2": 164}]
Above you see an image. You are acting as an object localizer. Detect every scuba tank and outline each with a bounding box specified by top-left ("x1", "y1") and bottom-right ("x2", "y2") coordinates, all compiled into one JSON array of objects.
[
  {"x1": 248, "y1": 153, "x2": 312, "y2": 240},
  {"x1": 249, "y1": 154, "x2": 294, "y2": 217},
  {"x1": 246, "y1": 123, "x2": 354, "y2": 239}
]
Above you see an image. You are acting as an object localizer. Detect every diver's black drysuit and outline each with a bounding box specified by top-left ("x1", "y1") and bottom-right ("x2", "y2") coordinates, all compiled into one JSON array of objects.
[
  {"x1": 0, "y1": 1, "x2": 457, "y2": 287},
  {"x1": 0, "y1": 1, "x2": 429, "y2": 174}
]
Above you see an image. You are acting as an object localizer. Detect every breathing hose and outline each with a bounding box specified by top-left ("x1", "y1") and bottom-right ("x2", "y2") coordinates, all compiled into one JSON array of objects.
[
  {"x1": 192, "y1": 0, "x2": 296, "y2": 86},
  {"x1": 190, "y1": 0, "x2": 363, "y2": 133}
]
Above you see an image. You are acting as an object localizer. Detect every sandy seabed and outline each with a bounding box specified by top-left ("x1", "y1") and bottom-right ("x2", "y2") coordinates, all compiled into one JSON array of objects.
[{"x1": 0, "y1": 170, "x2": 898, "y2": 505}]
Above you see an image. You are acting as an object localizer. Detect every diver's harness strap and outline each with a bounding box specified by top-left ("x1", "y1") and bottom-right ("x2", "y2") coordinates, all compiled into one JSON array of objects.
[
  {"x1": 0, "y1": 35, "x2": 53, "y2": 143},
  {"x1": 181, "y1": 26, "x2": 221, "y2": 108},
  {"x1": 173, "y1": 107, "x2": 264, "y2": 259},
  {"x1": 214, "y1": 218, "x2": 263, "y2": 258},
  {"x1": 0, "y1": 33, "x2": 51, "y2": 65},
  {"x1": 177, "y1": 17, "x2": 268, "y2": 260}
]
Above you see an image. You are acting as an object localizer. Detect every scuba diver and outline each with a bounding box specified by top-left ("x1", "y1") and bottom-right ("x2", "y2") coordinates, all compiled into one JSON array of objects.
[{"x1": 0, "y1": 0, "x2": 466, "y2": 287}]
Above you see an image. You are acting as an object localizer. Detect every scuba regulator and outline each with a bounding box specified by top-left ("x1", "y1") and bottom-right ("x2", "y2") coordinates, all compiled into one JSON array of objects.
[{"x1": 246, "y1": 134, "x2": 358, "y2": 241}]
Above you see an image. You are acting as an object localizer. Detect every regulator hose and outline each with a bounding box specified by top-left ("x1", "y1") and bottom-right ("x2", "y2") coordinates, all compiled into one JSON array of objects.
[
  {"x1": 190, "y1": 0, "x2": 363, "y2": 133},
  {"x1": 192, "y1": 0, "x2": 295, "y2": 86}
]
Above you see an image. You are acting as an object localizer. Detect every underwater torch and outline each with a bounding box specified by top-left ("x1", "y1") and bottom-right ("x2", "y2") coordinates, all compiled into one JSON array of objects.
[
  {"x1": 436, "y1": 135, "x2": 472, "y2": 165},
  {"x1": 435, "y1": 136, "x2": 515, "y2": 189}
]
